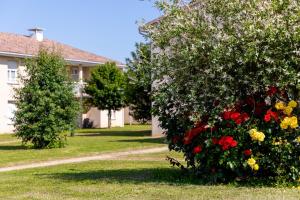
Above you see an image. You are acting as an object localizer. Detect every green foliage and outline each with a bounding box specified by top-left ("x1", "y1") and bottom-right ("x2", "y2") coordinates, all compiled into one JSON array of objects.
[
  {"x1": 14, "y1": 50, "x2": 79, "y2": 149},
  {"x1": 145, "y1": 0, "x2": 300, "y2": 183},
  {"x1": 125, "y1": 43, "x2": 152, "y2": 123},
  {"x1": 85, "y1": 62, "x2": 126, "y2": 128}
]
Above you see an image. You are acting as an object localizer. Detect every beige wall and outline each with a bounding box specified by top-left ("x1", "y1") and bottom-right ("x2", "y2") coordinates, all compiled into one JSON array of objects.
[
  {"x1": 84, "y1": 108, "x2": 124, "y2": 128},
  {"x1": 0, "y1": 56, "x2": 125, "y2": 133},
  {"x1": 0, "y1": 56, "x2": 25, "y2": 133}
]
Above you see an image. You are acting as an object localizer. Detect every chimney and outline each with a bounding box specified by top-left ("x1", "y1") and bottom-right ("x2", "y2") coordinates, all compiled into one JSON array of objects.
[{"x1": 28, "y1": 27, "x2": 44, "y2": 42}]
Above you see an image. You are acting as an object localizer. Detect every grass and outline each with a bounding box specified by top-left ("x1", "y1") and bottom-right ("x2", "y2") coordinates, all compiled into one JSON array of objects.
[
  {"x1": 0, "y1": 151, "x2": 299, "y2": 200},
  {"x1": 0, "y1": 125, "x2": 165, "y2": 167},
  {"x1": 0, "y1": 125, "x2": 298, "y2": 199}
]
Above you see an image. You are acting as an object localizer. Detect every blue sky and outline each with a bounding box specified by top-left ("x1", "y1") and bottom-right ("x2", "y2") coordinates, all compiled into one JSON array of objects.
[{"x1": 0, "y1": 0, "x2": 161, "y2": 63}]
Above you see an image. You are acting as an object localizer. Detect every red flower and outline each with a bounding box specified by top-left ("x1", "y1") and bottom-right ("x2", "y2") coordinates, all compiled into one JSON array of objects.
[
  {"x1": 241, "y1": 113, "x2": 249, "y2": 121},
  {"x1": 212, "y1": 137, "x2": 219, "y2": 145},
  {"x1": 193, "y1": 146, "x2": 202, "y2": 154},
  {"x1": 244, "y1": 149, "x2": 252, "y2": 156},
  {"x1": 230, "y1": 112, "x2": 241, "y2": 120},
  {"x1": 264, "y1": 114, "x2": 271, "y2": 122},
  {"x1": 228, "y1": 112, "x2": 249, "y2": 125},
  {"x1": 183, "y1": 124, "x2": 207, "y2": 144},
  {"x1": 267, "y1": 86, "x2": 278, "y2": 96},
  {"x1": 223, "y1": 111, "x2": 233, "y2": 120},
  {"x1": 218, "y1": 136, "x2": 238, "y2": 151},
  {"x1": 264, "y1": 110, "x2": 279, "y2": 122}
]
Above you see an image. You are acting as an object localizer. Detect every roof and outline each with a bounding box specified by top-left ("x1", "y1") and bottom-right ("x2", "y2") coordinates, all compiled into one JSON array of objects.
[{"x1": 0, "y1": 32, "x2": 123, "y2": 66}]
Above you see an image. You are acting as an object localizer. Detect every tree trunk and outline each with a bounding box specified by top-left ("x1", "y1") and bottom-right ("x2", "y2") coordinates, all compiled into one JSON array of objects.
[{"x1": 108, "y1": 109, "x2": 112, "y2": 129}]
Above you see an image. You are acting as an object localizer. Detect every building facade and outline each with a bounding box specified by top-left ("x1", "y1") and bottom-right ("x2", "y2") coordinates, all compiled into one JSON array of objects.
[{"x1": 0, "y1": 28, "x2": 125, "y2": 133}]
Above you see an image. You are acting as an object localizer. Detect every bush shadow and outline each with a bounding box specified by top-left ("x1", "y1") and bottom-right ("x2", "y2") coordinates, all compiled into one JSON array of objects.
[
  {"x1": 39, "y1": 167, "x2": 283, "y2": 188},
  {"x1": 75, "y1": 130, "x2": 152, "y2": 137},
  {"x1": 0, "y1": 145, "x2": 28, "y2": 151},
  {"x1": 38, "y1": 168, "x2": 200, "y2": 186}
]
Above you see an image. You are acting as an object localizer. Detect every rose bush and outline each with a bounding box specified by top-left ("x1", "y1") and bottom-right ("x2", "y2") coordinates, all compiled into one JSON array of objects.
[{"x1": 170, "y1": 88, "x2": 300, "y2": 183}]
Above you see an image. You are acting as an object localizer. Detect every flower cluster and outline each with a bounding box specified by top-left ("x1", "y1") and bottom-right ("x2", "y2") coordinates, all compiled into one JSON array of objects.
[
  {"x1": 167, "y1": 88, "x2": 299, "y2": 183},
  {"x1": 280, "y1": 116, "x2": 298, "y2": 129},
  {"x1": 217, "y1": 136, "x2": 238, "y2": 151},
  {"x1": 275, "y1": 100, "x2": 298, "y2": 116},
  {"x1": 249, "y1": 129, "x2": 265, "y2": 142},
  {"x1": 223, "y1": 111, "x2": 249, "y2": 125},
  {"x1": 264, "y1": 110, "x2": 278, "y2": 122},
  {"x1": 247, "y1": 158, "x2": 259, "y2": 171}
]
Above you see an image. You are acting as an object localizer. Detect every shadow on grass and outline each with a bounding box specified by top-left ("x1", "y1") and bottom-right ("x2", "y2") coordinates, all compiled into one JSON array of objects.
[
  {"x1": 39, "y1": 168, "x2": 198, "y2": 185},
  {"x1": 39, "y1": 167, "x2": 283, "y2": 188},
  {"x1": 114, "y1": 137, "x2": 166, "y2": 144},
  {"x1": 75, "y1": 130, "x2": 152, "y2": 137},
  {"x1": 0, "y1": 145, "x2": 27, "y2": 151}
]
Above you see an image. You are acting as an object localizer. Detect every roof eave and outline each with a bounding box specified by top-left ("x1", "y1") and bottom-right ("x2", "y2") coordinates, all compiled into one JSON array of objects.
[{"x1": 0, "y1": 51, "x2": 125, "y2": 68}]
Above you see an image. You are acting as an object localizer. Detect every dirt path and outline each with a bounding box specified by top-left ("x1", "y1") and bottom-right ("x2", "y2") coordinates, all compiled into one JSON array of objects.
[
  {"x1": 0, "y1": 146, "x2": 168, "y2": 172},
  {"x1": 0, "y1": 140, "x2": 19, "y2": 145}
]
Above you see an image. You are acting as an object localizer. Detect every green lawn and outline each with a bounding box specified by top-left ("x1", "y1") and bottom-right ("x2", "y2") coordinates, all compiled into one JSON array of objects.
[
  {"x1": 0, "y1": 125, "x2": 298, "y2": 199},
  {"x1": 0, "y1": 125, "x2": 165, "y2": 167},
  {"x1": 0, "y1": 151, "x2": 299, "y2": 200}
]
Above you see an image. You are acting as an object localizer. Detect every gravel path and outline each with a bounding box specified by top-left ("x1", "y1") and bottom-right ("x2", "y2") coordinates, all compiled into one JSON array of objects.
[{"x1": 0, "y1": 146, "x2": 168, "y2": 172}]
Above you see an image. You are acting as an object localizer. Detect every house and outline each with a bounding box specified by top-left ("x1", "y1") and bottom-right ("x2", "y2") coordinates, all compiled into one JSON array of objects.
[{"x1": 0, "y1": 28, "x2": 126, "y2": 133}]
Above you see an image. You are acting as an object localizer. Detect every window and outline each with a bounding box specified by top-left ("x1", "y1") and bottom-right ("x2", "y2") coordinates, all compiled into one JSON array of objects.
[
  {"x1": 6, "y1": 101, "x2": 16, "y2": 125},
  {"x1": 7, "y1": 61, "x2": 18, "y2": 84},
  {"x1": 71, "y1": 67, "x2": 79, "y2": 81}
]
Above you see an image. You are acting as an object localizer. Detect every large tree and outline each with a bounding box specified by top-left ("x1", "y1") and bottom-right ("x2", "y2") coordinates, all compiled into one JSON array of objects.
[
  {"x1": 14, "y1": 50, "x2": 79, "y2": 149},
  {"x1": 125, "y1": 43, "x2": 152, "y2": 123},
  {"x1": 85, "y1": 62, "x2": 126, "y2": 128}
]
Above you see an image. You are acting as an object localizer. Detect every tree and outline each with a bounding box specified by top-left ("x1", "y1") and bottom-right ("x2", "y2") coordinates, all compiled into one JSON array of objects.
[
  {"x1": 14, "y1": 50, "x2": 79, "y2": 149},
  {"x1": 125, "y1": 43, "x2": 152, "y2": 123},
  {"x1": 85, "y1": 62, "x2": 126, "y2": 128}
]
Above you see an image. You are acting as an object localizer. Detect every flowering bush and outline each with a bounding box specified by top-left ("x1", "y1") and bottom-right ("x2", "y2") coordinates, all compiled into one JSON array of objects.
[
  {"x1": 146, "y1": 0, "x2": 300, "y2": 184},
  {"x1": 169, "y1": 89, "x2": 300, "y2": 183}
]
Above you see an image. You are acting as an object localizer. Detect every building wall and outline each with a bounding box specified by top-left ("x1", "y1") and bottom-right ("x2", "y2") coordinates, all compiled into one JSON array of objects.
[
  {"x1": 0, "y1": 56, "x2": 25, "y2": 133},
  {"x1": 0, "y1": 56, "x2": 125, "y2": 133},
  {"x1": 84, "y1": 108, "x2": 124, "y2": 128}
]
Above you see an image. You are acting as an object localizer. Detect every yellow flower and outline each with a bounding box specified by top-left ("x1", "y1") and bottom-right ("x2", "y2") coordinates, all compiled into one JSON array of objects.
[
  {"x1": 280, "y1": 116, "x2": 298, "y2": 129},
  {"x1": 296, "y1": 136, "x2": 300, "y2": 143},
  {"x1": 290, "y1": 116, "x2": 298, "y2": 129},
  {"x1": 283, "y1": 106, "x2": 293, "y2": 116},
  {"x1": 298, "y1": 186, "x2": 300, "y2": 190},
  {"x1": 247, "y1": 158, "x2": 256, "y2": 166},
  {"x1": 280, "y1": 118, "x2": 289, "y2": 129},
  {"x1": 288, "y1": 100, "x2": 298, "y2": 108},
  {"x1": 249, "y1": 129, "x2": 265, "y2": 142},
  {"x1": 253, "y1": 164, "x2": 259, "y2": 171},
  {"x1": 275, "y1": 101, "x2": 285, "y2": 110}
]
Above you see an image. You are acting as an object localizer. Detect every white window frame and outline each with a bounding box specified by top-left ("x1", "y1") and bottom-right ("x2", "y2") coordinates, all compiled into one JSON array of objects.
[
  {"x1": 71, "y1": 67, "x2": 79, "y2": 81},
  {"x1": 7, "y1": 61, "x2": 18, "y2": 84}
]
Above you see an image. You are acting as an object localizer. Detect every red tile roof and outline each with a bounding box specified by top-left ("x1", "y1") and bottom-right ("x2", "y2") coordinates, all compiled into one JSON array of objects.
[{"x1": 0, "y1": 32, "x2": 123, "y2": 66}]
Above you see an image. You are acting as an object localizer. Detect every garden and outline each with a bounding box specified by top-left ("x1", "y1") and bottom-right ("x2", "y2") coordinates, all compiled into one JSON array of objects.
[{"x1": 1, "y1": 0, "x2": 300, "y2": 199}]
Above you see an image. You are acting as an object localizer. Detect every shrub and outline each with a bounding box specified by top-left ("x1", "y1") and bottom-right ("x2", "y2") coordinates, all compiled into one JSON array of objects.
[
  {"x1": 14, "y1": 50, "x2": 79, "y2": 149},
  {"x1": 170, "y1": 89, "x2": 300, "y2": 183},
  {"x1": 146, "y1": 0, "x2": 300, "y2": 184}
]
